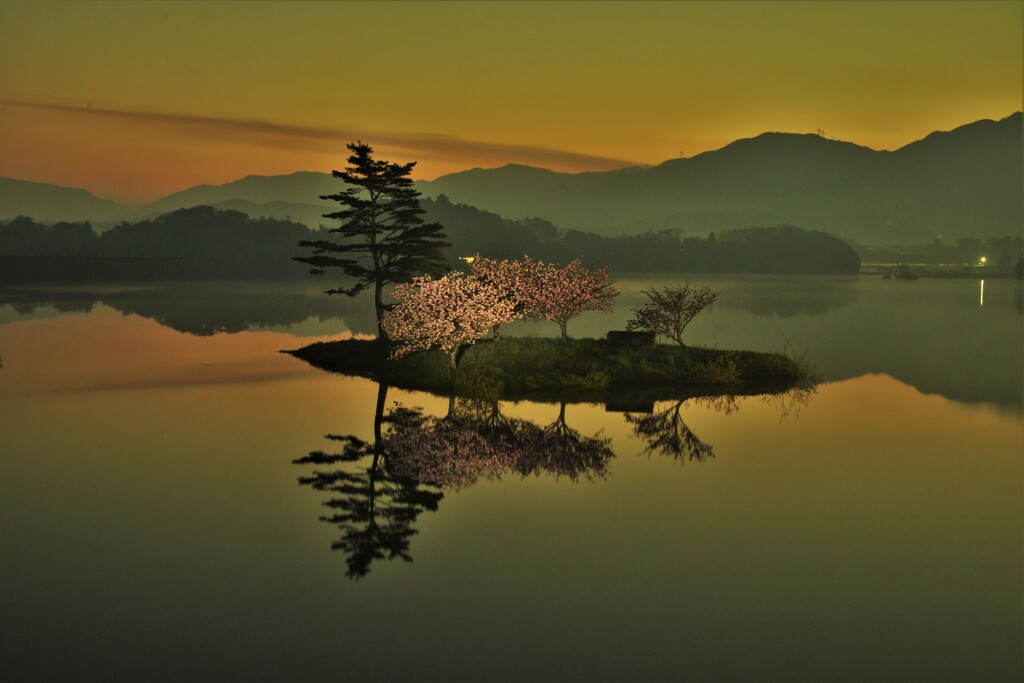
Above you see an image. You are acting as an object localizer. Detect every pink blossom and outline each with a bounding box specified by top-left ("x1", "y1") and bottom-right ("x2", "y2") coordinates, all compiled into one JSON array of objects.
[{"x1": 381, "y1": 271, "x2": 518, "y2": 369}]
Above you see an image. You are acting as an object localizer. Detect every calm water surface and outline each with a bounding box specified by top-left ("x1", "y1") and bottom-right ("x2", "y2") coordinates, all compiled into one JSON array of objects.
[{"x1": 0, "y1": 275, "x2": 1021, "y2": 681}]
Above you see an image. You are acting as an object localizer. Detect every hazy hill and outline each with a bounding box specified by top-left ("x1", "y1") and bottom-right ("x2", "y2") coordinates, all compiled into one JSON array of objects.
[
  {"x1": 132, "y1": 198, "x2": 332, "y2": 228},
  {"x1": 417, "y1": 113, "x2": 1023, "y2": 242},
  {"x1": 0, "y1": 177, "x2": 124, "y2": 223},
  {"x1": 1, "y1": 113, "x2": 1019, "y2": 243},
  {"x1": 139, "y1": 171, "x2": 337, "y2": 218}
]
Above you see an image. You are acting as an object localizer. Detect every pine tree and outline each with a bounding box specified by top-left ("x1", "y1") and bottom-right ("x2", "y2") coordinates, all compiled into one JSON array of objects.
[{"x1": 295, "y1": 142, "x2": 450, "y2": 340}]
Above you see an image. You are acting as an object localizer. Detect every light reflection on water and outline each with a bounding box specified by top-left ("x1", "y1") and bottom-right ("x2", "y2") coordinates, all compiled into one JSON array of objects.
[{"x1": 0, "y1": 277, "x2": 1021, "y2": 681}]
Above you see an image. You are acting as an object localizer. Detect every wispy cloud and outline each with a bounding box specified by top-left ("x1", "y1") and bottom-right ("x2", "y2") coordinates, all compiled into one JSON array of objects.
[{"x1": 0, "y1": 97, "x2": 638, "y2": 172}]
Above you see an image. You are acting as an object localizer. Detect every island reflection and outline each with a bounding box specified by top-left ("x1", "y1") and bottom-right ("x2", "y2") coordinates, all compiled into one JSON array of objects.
[{"x1": 295, "y1": 382, "x2": 814, "y2": 579}]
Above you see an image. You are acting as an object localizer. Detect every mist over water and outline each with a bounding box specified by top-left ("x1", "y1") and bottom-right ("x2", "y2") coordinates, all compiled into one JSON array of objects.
[{"x1": 0, "y1": 275, "x2": 1021, "y2": 681}]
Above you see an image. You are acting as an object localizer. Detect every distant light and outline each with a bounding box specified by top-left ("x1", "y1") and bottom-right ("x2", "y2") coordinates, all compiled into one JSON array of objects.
[
  {"x1": 979, "y1": 256, "x2": 987, "y2": 265},
  {"x1": 460, "y1": 256, "x2": 475, "y2": 264},
  {"x1": 980, "y1": 279, "x2": 985, "y2": 306}
]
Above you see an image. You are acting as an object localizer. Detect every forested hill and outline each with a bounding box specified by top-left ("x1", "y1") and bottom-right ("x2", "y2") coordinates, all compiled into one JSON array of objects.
[
  {"x1": 423, "y1": 195, "x2": 861, "y2": 274},
  {"x1": 1, "y1": 201, "x2": 860, "y2": 277},
  {"x1": 0, "y1": 206, "x2": 313, "y2": 258},
  {"x1": 418, "y1": 113, "x2": 1023, "y2": 242}
]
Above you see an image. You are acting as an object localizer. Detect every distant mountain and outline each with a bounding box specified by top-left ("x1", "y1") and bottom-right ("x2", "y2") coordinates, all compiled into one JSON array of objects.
[
  {"x1": 132, "y1": 198, "x2": 333, "y2": 228},
  {"x1": 416, "y1": 113, "x2": 1023, "y2": 243},
  {"x1": 0, "y1": 177, "x2": 124, "y2": 223},
  {"x1": 2, "y1": 113, "x2": 1019, "y2": 243},
  {"x1": 138, "y1": 171, "x2": 337, "y2": 218}
]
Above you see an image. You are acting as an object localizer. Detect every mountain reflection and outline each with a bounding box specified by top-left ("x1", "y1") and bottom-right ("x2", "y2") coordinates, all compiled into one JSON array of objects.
[{"x1": 0, "y1": 282, "x2": 378, "y2": 336}]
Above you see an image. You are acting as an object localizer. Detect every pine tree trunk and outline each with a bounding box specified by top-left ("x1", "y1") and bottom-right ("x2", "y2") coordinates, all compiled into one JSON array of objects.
[
  {"x1": 374, "y1": 279, "x2": 389, "y2": 343},
  {"x1": 371, "y1": 382, "x2": 388, "y2": 470}
]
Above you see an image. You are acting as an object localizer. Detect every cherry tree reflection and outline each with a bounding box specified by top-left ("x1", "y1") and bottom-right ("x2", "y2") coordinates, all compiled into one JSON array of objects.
[
  {"x1": 295, "y1": 387, "x2": 614, "y2": 578},
  {"x1": 385, "y1": 399, "x2": 613, "y2": 489}
]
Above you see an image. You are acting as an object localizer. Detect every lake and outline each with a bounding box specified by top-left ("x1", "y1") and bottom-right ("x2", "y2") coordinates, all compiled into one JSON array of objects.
[{"x1": 1, "y1": 274, "x2": 1021, "y2": 682}]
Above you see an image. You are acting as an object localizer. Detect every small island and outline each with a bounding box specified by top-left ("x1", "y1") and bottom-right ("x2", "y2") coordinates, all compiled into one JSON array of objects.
[
  {"x1": 287, "y1": 144, "x2": 817, "y2": 403},
  {"x1": 288, "y1": 335, "x2": 816, "y2": 402}
]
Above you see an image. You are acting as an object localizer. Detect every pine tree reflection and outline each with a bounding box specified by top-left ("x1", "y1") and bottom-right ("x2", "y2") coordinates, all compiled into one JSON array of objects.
[
  {"x1": 293, "y1": 384, "x2": 444, "y2": 579},
  {"x1": 295, "y1": 388, "x2": 615, "y2": 577}
]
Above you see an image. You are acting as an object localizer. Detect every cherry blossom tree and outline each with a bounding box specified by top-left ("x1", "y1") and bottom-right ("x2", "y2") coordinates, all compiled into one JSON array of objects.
[
  {"x1": 520, "y1": 257, "x2": 618, "y2": 341},
  {"x1": 626, "y1": 282, "x2": 719, "y2": 346},
  {"x1": 381, "y1": 271, "x2": 517, "y2": 373},
  {"x1": 469, "y1": 255, "x2": 533, "y2": 338}
]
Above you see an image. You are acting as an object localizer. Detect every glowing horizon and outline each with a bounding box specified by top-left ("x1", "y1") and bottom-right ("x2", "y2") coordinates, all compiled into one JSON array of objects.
[{"x1": 1, "y1": 0, "x2": 1020, "y2": 203}]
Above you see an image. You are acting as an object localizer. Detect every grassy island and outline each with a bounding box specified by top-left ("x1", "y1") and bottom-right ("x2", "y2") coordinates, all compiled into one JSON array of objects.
[{"x1": 287, "y1": 337, "x2": 816, "y2": 402}]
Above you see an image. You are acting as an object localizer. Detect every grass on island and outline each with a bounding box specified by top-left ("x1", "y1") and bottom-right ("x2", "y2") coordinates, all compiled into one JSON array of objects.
[{"x1": 288, "y1": 336, "x2": 818, "y2": 401}]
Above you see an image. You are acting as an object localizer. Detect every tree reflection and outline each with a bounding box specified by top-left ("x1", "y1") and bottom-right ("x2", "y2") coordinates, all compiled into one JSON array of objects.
[
  {"x1": 294, "y1": 388, "x2": 615, "y2": 577},
  {"x1": 293, "y1": 384, "x2": 443, "y2": 579},
  {"x1": 626, "y1": 388, "x2": 815, "y2": 462},
  {"x1": 295, "y1": 385, "x2": 815, "y2": 578},
  {"x1": 760, "y1": 385, "x2": 817, "y2": 421},
  {"x1": 512, "y1": 402, "x2": 614, "y2": 482},
  {"x1": 385, "y1": 399, "x2": 613, "y2": 489},
  {"x1": 626, "y1": 395, "x2": 737, "y2": 463}
]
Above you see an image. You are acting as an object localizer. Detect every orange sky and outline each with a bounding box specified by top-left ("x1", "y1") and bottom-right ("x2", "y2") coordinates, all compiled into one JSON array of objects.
[{"x1": 0, "y1": 1, "x2": 1021, "y2": 204}]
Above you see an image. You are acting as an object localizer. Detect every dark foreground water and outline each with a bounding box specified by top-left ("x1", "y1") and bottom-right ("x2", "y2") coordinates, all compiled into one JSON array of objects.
[{"x1": 1, "y1": 275, "x2": 1021, "y2": 682}]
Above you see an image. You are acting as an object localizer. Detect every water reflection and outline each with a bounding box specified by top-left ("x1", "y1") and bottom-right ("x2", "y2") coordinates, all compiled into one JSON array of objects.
[
  {"x1": 296, "y1": 383, "x2": 815, "y2": 578},
  {"x1": 385, "y1": 399, "x2": 614, "y2": 489},
  {"x1": 626, "y1": 395, "x2": 738, "y2": 463},
  {"x1": 625, "y1": 389, "x2": 816, "y2": 462},
  {"x1": 698, "y1": 276, "x2": 856, "y2": 318},
  {"x1": 0, "y1": 281, "x2": 378, "y2": 336},
  {"x1": 295, "y1": 387, "x2": 621, "y2": 577},
  {"x1": 293, "y1": 384, "x2": 444, "y2": 579}
]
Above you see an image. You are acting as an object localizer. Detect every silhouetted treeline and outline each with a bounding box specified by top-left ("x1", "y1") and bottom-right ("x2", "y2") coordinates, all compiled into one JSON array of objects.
[
  {"x1": 0, "y1": 207, "x2": 316, "y2": 281},
  {"x1": 3, "y1": 200, "x2": 860, "y2": 279},
  {"x1": 0, "y1": 216, "x2": 100, "y2": 256},
  {"x1": 0, "y1": 206, "x2": 315, "y2": 258},
  {"x1": 425, "y1": 195, "x2": 860, "y2": 274}
]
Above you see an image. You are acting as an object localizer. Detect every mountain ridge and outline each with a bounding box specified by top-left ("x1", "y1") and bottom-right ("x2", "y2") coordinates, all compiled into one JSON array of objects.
[{"x1": 2, "y1": 112, "x2": 1020, "y2": 243}]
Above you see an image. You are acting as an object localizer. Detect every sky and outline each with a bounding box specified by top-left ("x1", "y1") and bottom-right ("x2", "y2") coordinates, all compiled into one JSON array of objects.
[{"x1": 0, "y1": 0, "x2": 1021, "y2": 204}]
